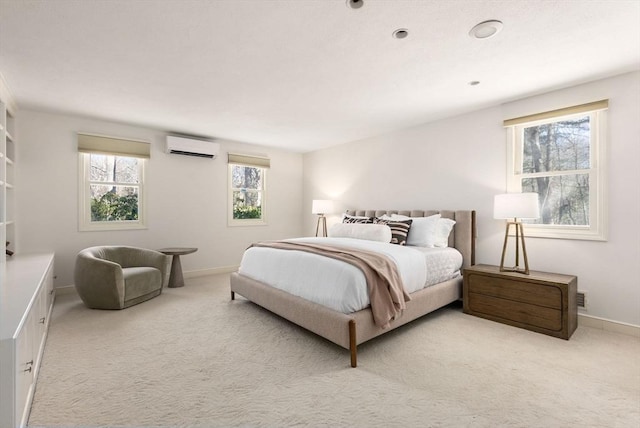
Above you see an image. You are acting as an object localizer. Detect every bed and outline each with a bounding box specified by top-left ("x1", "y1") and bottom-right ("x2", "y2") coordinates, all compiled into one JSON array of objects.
[{"x1": 230, "y1": 209, "x2": 476, "y2": 367}]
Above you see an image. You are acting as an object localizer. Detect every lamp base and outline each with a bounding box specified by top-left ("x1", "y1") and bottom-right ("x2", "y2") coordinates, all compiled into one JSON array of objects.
[
  {"x1": 315, "y1": 215, "x2": 327, "y2": 237},
  {"x1": 500, "y1": 266, "x2": 530, "y2": 275},
  {"x1": 499, "y1": 221, "x2": 531, "y2": 275}
]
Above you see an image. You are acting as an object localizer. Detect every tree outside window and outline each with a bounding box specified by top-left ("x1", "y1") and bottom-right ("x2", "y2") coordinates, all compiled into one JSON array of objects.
[
  {"x1": 79, "y1": 152, "x2": 146, "y2": 231},
  {"x1": 228, "y1": 163, "x2": 266, "y2": 225},
  {"x1": 90, "y1": 154, "x2": 140, "y2": 221},
  {"x1": 521, "y1": 116, "x2": 590, "y2": 226}
]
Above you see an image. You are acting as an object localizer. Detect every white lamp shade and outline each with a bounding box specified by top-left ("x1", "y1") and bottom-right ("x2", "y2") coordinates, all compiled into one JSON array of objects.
[
  {"x1": 312, "y1": 199, "x2": 333, "y2": 215},
  {"x1": 494, "y1": 193, "x2": 540, "y2": 220}
]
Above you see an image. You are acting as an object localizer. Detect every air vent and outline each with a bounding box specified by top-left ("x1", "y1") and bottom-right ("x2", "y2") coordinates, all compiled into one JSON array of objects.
[
  {"x1": 577, "y1": 291, "x2": 587, "y2": 309},
  {"x1": 166, "y1": 136, "x2": 219, "y2": 159},
  {"x1": 168, "y1": 150, "x2": 214, "y2": 158}
]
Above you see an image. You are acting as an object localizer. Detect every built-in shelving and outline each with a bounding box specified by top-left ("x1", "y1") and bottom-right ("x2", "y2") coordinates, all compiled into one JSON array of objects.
[{"x1": 1, "y1": 74, "x2": 17, "y2": 258}]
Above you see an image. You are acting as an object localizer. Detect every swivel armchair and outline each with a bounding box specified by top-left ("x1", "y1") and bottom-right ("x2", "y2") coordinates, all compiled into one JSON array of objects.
[{"x1": 74, "y1": 246, "x2": 170, "y2": 309}]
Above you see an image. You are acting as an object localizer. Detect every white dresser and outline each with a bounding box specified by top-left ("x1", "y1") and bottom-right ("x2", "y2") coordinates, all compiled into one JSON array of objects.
[{"x1": 0, "y1": 253, "x2": 55, "y2": 428}]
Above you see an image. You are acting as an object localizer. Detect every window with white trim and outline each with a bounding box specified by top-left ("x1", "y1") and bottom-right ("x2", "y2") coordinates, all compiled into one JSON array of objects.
[
  {"x1": 228, "y1": 153, "x2": 269, "y2": 226},
  {"x1": 78, "y1": 133, "x2": 148, "y2": 231},
  {"x1": 504, "y1": 100, "x2": 608, "y2": 240}
]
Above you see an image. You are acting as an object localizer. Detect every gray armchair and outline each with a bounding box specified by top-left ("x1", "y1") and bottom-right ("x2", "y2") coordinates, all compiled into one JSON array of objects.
[{"x1": 74, "y1": 246, "x2": 171, "y2": 309}]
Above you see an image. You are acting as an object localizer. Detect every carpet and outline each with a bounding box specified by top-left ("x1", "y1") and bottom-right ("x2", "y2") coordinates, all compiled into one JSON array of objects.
[{"x1": 28, "y1": 274, "x2": 640, "y2": 427}]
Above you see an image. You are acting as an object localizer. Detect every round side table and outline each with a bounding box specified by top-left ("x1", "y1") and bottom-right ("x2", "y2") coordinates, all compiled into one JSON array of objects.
[{"x1": 157, "y1": 247, "x2": 198, "y2": 288}]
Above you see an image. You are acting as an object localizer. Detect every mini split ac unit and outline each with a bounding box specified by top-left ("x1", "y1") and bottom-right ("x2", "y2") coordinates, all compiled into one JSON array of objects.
[{"x1": 166, "y1": 136, "x2": 220, "y2": 158}]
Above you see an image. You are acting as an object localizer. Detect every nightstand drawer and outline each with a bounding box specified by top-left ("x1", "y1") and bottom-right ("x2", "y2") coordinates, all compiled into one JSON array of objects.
[
  {"x1": 467, "y1": 274, "x2": 562, "y2": 309},
  {"x1": 467, "y1": 293, "x2": 562, "y2": 331}
]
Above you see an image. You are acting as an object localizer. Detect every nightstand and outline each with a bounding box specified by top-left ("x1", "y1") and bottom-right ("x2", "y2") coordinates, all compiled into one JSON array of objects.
[{"x1": 463, "y1": 264, "x2": 577, "y2": 339}]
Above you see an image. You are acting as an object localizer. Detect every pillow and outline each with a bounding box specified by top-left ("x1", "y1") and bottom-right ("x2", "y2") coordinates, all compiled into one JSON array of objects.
[
  {"x1": 391, "y1": 214, "x2": 441, "y2": 247},
  {"x1": 328, "y1": 223, "x2": 392, "y2": 243},
  {"x1": 373, "y1": 218, "x2": 412, "y2": 245},
  {"x1": 342, "y1": 214, "x2": 374, "y2": 224},
  {"x1": 434, "y1": 218, "x2": 456, "y2": 247}
]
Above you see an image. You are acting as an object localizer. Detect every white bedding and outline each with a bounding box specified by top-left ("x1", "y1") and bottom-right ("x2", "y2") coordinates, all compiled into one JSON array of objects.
[{"x1": 238, "y1": 237, "x2": 463, "y2": 314}]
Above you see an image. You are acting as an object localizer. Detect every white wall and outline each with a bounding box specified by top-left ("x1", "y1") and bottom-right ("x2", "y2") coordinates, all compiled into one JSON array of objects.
[
  {"x1": 303, "y1": 71, "x2": 640, "y2": 327},
  {"x1": 15, "y1": 110, "x2": 304, "y2": 287}
]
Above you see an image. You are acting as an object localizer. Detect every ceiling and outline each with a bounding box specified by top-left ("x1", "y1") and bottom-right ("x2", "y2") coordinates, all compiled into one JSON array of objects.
[{"x1": 0, "y1": 0, "x2": 638, "y2": 153}]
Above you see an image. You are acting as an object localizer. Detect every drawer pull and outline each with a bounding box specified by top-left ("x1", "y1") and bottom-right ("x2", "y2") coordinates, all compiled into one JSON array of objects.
[
  {"x1": 39, "y1": 317, "x2": 46, "y2": 324},
  {"x1": 23, "y1": 366, "x2": 32, "y2": 373}
]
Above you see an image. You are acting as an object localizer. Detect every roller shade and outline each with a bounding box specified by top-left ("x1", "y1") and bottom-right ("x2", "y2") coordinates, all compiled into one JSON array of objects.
[
  {"x1": 227, "y1": 152, "x2": 270, "y2": 168},
  {"x1": 78, "y1": 133, "x2": 151, "y2": 158},
  {"x1": 503, "y1": 99, "x2": 608, "y2": 127}
]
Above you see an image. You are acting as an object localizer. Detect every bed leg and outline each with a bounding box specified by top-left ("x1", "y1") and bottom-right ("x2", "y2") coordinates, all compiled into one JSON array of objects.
[
  {"x1": 349, "y1": 319, "x2": 357, "y2": 368},
  {"x1": 231, "y1": 290, "x2": 235, "y2": 300}
]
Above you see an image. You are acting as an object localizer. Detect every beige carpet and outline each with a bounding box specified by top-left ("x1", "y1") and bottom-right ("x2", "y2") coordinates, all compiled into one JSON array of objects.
[{"x1": 28, "y1": 274, "x2": 640, "y2": 428}]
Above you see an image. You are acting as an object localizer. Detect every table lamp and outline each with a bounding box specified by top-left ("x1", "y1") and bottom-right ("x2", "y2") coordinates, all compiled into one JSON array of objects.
[
  {"x1": 494, "y1": 193, "x2": 540, "y2": 274},
  {"x1": 312, "y1": 199, "x2": 333, "y2": 237}
]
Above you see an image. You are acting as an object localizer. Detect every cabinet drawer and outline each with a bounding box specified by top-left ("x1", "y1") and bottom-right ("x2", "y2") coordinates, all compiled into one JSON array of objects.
[
  {"x1": 468, "y1": 293, "x2": 562, "y2": 331},
  {"x1": 467, "y1": 273, "x2": 562, "y2": 309}
]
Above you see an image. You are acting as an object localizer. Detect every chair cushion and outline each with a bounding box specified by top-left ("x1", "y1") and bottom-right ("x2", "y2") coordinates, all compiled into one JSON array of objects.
[{"x1": 123, "y1": 267, "x2": 163, "y2": 302}]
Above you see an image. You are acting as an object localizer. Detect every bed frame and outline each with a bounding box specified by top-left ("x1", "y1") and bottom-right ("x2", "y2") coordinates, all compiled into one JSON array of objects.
[{"x1": 230, "y1": 209, "x2": 476, "y2": 367}]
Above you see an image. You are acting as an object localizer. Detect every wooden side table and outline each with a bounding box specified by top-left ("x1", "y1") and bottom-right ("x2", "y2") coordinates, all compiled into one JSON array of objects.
[
  {"x1": 157, "y1": 248, "x2": 198, "y2": 288},
  {"x1": 463, "y1": 264, "x2": 577, "y2": 339}
]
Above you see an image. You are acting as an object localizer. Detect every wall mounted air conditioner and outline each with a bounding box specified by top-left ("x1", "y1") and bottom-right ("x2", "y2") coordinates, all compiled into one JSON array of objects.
[{"x1": 166, "y1": 136, "x2": 220, "y2": 158}]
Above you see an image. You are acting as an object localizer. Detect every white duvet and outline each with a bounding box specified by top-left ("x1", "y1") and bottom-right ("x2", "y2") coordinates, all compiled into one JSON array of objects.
[{"x1": 238, "y1": 237, "x2": 463, "y2": 314}]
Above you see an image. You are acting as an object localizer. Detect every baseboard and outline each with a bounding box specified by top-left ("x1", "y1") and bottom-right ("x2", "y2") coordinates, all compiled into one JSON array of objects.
[
  {"x1": 55, "y1": 266, "x2": 239, "y2": 294},
  {"x1": 183, "y1": 265, "x2": 239, "y2": 279},
  {"x1": 54, "y1": 274, "x2": 638, "y2": 338},
  {"x1": 579, "y1": 314, "x2": 640, "y2": 338},
  {"x1": 54, "y1": 285, "x2": 77, "y2": 296}
]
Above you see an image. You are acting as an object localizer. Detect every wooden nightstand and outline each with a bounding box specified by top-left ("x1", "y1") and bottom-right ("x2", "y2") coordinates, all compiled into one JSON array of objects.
[{"x1": 463, "y1": 264, "x2": 577, "y2": 339}]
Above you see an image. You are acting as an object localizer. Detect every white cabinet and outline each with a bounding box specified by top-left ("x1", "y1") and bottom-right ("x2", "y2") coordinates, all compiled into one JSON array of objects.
[{"x1": 0, "y1": 253, "x2": 55, "y2": 428}]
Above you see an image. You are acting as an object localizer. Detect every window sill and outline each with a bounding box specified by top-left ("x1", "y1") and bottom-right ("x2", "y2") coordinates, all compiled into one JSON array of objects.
[
  {"x1": 79, "y1": 222, "x2": 147, "y2": 232},
  {"x1": 522, "y1": 224, "x2": 607, "y2": 241}
]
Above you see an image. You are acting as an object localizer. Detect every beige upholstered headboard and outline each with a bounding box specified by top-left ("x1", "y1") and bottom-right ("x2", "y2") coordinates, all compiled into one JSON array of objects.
[{"x1": 344, "y1": 210, "x2": 476, "y2": 269}]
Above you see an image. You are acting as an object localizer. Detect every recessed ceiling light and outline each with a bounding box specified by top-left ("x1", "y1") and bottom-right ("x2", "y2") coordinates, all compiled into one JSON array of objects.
[
  {"x1": 393, "y1": 29, "x2": 409, "y2": 39},
  {"x1": 346, "y1": 0, "x2": 364, "y2": 9},
  {"x1": 469, "y1": 20, "x2": 503, "y2": 39}
]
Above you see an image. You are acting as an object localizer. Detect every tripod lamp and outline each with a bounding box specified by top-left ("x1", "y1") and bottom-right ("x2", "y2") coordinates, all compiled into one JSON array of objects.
[
  {"x1": 312, "y1": 199, "x2": 333, "y2": 237},
  {"x1": 494, "y1": 193, "x2": 540, "y2": 275}
]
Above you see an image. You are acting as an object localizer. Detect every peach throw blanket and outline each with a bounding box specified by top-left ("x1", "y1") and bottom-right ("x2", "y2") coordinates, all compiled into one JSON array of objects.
[{"x1": 250, "y1": 241, "x2": 411, "y2": 328}]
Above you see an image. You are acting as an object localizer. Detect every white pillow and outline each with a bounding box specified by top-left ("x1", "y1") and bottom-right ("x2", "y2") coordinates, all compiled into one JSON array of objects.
[
  {"x1": 391, "y1": 214, "x2": 441, "y2": 247},
  {"x1": 434, "y1": 218, "x2": 456, "y2": 247},
  {"x1": 328, "y1": 223, "x2": 392, "y2": 243}
]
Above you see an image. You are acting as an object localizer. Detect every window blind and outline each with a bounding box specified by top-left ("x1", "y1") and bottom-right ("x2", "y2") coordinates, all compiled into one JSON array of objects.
[
  {"x1": 227, "y1": 152, "x2": 270, "y2": 168},
  {"x1": 77, "y1": 133, "x2": 151, "y2": 158},
  {"x1": 503, "y1": 99, "x2": 609, "y2": 127}
]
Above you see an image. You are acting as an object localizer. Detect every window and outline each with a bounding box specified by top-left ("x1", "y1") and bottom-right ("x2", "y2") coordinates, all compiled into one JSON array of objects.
[
  {"x1": 78, "y1": 133, "x2": 149, "y2": 231},
  {"x1": 504, "y1": 100, "x2": 608, "y2": 240},
  {"x1": 228, "y1": 153, "x2": 270, "y2": 226}
]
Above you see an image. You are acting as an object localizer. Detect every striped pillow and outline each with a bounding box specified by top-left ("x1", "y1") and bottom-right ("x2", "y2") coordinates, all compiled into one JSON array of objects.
[
  {"x1": 343, "y1": 215, "x2": 374, "y2": 224},
  {"x1": 373, "y1": 218, "x2": 413, "y2": 245}
]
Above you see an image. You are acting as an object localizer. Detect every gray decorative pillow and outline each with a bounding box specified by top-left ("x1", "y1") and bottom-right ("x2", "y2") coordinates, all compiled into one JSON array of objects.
[{"x1": 373, "y1": 218, "x2": 413, "y2": 245}]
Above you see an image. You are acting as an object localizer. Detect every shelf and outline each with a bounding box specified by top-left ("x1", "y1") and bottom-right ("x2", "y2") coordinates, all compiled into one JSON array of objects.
[
  {"x1": 5, "y1": 156, "x2": 13, "y2": 165},
  {"x1": 6, "y1": 131, "x2": 13, "y2": 142}
]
